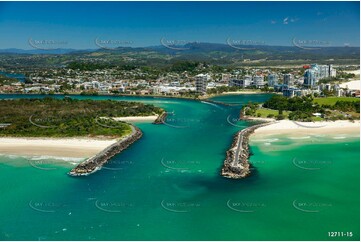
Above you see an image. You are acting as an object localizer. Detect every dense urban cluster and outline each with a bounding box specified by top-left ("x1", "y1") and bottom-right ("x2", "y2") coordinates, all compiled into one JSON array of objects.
[
  {"x1": 0, "y1": 62, "x2": 359, "y2": 99},
  {"x1": 223, "y1": 64, "x2": 359, "y2": 98}
]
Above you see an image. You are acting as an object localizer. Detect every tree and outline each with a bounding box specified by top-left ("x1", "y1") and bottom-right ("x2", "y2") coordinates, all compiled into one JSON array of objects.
[{"x1": 276, "y1": 114, "x2": 285, "y2": 120}]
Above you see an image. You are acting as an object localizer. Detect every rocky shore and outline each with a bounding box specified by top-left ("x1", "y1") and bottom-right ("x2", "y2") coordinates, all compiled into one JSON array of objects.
[
  {"x1": 153, "y1": 112, "x2": 168, "y2": 124},
  {"x1": 68, "y1": 124, "x2": 142, "y2": 176},
  {"x1": 202, "y1": 99, "x2": 239, "y2": 107},
  {"x1": 239, "y1": 107, "x2": 248, "y2": 120},
  {"x1": 221, "y1": 122, "x2": 273, "y2": 179}
]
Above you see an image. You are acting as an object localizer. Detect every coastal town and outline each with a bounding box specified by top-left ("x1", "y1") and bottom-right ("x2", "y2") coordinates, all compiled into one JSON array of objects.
[
  {"x1": 0, "y1": 63, "x2": 359, "y2": 99},
  {"x1": 0, "y1": 62, "x2": 359, "y2": 178},
  {"x1": 0, "y1": 1, "x2": 360, "y2": 240}
]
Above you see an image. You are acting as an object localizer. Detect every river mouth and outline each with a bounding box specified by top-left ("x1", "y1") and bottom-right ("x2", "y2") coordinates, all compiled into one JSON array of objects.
[{"x1": 0, "y1": 93, "x2": 359, "y2": 241}]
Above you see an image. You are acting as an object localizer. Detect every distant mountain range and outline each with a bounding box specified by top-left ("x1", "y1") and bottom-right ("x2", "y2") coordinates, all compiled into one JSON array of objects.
[
  {"x1": 0, "y1": 43, "x2": 359, "y2": 66},
  {"x1": 1, "y1": 42, "x2": 359, "y2": 55},
  {"x1": 0, "y1": 48, "x2": 94, "y2": 55}
]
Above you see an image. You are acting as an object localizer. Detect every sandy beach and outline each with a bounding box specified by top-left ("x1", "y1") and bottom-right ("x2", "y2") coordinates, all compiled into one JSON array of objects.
[
  {"x1": 0, "y1": 137, "x2": 118, "y2": 158},
  {"x1": 253, "y1": 120, "x2": 360, "y2": 136},
  {"x1": 0, "y1": 116, "x2": 152, "y2": 159},
  {"x1": 345, "y1": 70, "x2": 360, "y2": 75},
  {"x1": 1, "y1": 120, "x2": 358, "y2": 158},
  {"x1": 245, "y1": 117, "x2": 275, "y2": 122},
  {"x1": 201, "y1": 91, "x2": 264, "y2": 99},
  {"x1": 113, "y1": 115, "x2": 158, "y2": 122},
  {"x1": 339, "y1": 80, "x2": 360, "y2": 90},
  {"x1": 220, "y1": 91, "x2": 262, "y2": 94},
  {"x1": 341, "y1": 70, "x2": 360, "y2": 90}
]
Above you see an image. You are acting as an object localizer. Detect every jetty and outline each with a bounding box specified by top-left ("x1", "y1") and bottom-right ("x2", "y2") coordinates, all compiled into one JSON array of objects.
[
  {"x1": 68, "y1": 124, "x2": 142, "y2": 176},
  {"x1": 221, "y1": 122, "x2": 273, "y2": 179},
  {"x1": 201, "y1": 99, "x2": 239, "y2": 107},
  {"x1": 153, "y1": 111, "x2": 168, "y2": 124}
]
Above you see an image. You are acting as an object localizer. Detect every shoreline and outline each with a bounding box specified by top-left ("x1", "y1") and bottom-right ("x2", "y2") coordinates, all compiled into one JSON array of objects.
[
  {"x1": 0, "y1": 91, "x2": 270, "y2": 101},
  {"x1": 0, "y1": 114, "x2": 164, "y2": 176},
  {"x1": 0, "y1": 112, "x2": 164, "y2": 158},
  {"x1": 68, "y1": 124, "x2": 142, "y2": 176},
  {"x1": 113, "y1": 115, "x2": 158, "y2": 122},
  {"x1": 1, "y1": 94, "x2": 359, "y2": 178},
  {"x1": 253, "y1": 120, "x2": 360, "y2": 136},
  {"x1": 339, "y1": 80, "x2": 360, "y2": 90},
  {"x1": 222, "y1": 119, "x2": 360, "y2": 179},
  {"x1": 153, "y1": 111, "x2": 168, "y2": 124},
  {"x1": 222, "y1": 122, "x2": 274, "y2": 179},
  {"x1": 201, "y1": 91, "x2": 270, "y2": 100},
  {"x1": 0, "y1": 137, "x2": 118, "y2": 158},
  {"x1": 242, "y1": 116, "x2": 276, "y2": 122}
]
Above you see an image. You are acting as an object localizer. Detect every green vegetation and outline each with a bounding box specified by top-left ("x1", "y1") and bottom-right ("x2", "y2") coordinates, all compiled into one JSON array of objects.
[
  {"x1": 255, "y1": 108, "x2": 291, "y2": 119},
  {"x1": 313, "y1": 97, "x2": 359, "y2": 106},
  {"x1": 80, "y1": 91, "x2": 99, "y2": 96},
  {"x1": 263, "y1": 95, "x2": 320, "y2": 113},
  {"x1": 206, "y1": 86, "x2": 262, "y2": 95},
  {"x1": 318, "y1": 71, "x2": 355, "y2": 84},
  {"x1": 0, "y1": 98, "x2": 163, "y2": 138},
  {"x1": 337, "y1": 72, "x2": 356, "y2": 79},
  {"x1": 0, "y1": 75, "x2": 19, "y2": 85},
  {"x1": 67, "y1": 62, "x2": 115, "y2": 71},
  {"x1": 169, "y1": 61, "x2": 201, "y2": 73},
  {"x1": 1, "y1": 45, "x2": 359, "y2": 70},
  {"x1": 207, "y1": 86, "x2": 242, "y2": 95},
  {"x1": 244, "y1": 95, "x2": 359, "y2": 121},
  {"x1": 333, "y1": 101, "x2": 360, "y2": 112}
]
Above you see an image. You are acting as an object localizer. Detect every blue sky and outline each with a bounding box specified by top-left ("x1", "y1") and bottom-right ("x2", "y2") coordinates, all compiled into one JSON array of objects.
[{"x1": 0, "y1": 1, "x2": 359, "y2": 49}]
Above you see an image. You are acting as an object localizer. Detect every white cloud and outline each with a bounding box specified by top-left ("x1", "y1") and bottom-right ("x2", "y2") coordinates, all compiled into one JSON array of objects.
[
  {"x1": 283, "y1": 17, "x2": 289, "y2": 24},
  {"x1": 283, "y1": 17, "x2": 298, "y2": 24}
]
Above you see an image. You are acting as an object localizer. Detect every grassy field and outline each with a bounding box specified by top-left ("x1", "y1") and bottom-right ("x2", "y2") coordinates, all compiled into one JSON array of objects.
[
  {"x1": 311, "y1": 116, "x2": 324, "y2": 121},
  {"x1": 313, "y1": 97, "x2": 359, "y2": 106},
  {"x1": 255, "y1": 108, "x2": 325, "y2": 121},
  {"x1": 255, "y1": 108, "x2": 291, "y2": 118}
]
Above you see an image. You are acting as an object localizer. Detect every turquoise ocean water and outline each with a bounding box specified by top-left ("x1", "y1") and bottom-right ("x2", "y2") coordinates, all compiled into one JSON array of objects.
[{"x1": 0, "y1": 94, "x2": 359, "y2": 240}]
